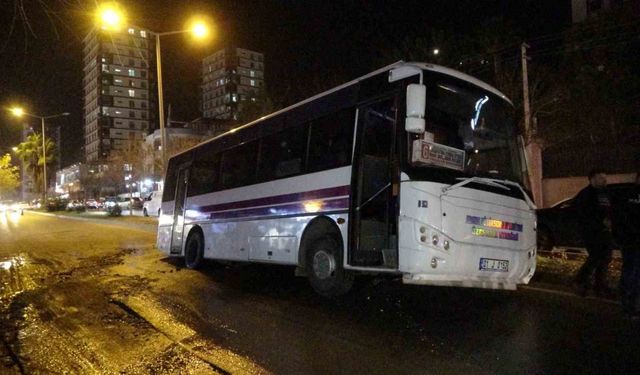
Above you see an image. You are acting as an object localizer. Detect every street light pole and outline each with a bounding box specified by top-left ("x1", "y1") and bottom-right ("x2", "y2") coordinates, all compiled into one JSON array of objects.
[
  {"x1": 95, "y1": 5, "x2": 210, "y2": 176},
  {"x1": 41, "y1": 117, "x2": 47, "y2": 204},
  {"x1": 8, "y1": 109, "x2": 69, "y2": 205},
  {"x1": 155, "y1": 33, "x2": 168, "y2": 173}
]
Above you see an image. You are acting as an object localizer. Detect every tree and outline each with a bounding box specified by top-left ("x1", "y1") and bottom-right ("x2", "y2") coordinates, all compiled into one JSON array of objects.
[
  {"x1": 14, "y1": 133, "x2": 55, "y2": 196},
  {"x1": 100, "y1": 138, "x2": 146, "y2": 196},
  {"x1": 0, "y1": 154, "x2": 20, "y2": 199}
]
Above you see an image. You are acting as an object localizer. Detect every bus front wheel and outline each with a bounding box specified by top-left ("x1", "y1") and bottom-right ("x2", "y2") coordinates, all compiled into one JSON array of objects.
[
  {"x1": 184, "y1": 230, "x2": 204, "y2": 269},
  {"x1": 306, "y1": 237, "x2": 354, "y2": 297}
]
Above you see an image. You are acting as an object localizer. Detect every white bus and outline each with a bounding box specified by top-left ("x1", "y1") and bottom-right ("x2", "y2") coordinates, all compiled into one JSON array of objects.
[{"x1": 157, "y1": 62, "x2": 537, "y2": 297}]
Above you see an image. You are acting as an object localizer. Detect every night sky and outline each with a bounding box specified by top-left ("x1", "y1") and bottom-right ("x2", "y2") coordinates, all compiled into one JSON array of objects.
[{"x1": 0, "y1": 0, "x2": 570, "y2": 167}]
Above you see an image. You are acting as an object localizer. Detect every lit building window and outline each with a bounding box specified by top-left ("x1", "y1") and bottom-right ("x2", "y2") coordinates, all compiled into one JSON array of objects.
[
  {"x1": 128, "y1": 89, "x2": 135, "y2": 97},
  {"x1": 250, "y1": 79, "x2": 256, "y2": 86},
  {"x1": 250, "y1": 70, "x2": 255, "y2": 77},
  {"x1": 128, "y1": 28, "x2": 135, "y2": 35},
  {"x1": 232, "y1": 94, "x2": 237, "y2": 102},
  {"x1": 140, "y1": 30, "x2": 147, "y2": 38},
  {"x1": 128, "y1": 69, "x2": 135, "y2": 77}
]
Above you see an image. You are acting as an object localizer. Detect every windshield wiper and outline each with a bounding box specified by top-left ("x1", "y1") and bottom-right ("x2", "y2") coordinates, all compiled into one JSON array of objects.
[{"x1": 441, "y1": 177, "x2": 536, "y2": 210}]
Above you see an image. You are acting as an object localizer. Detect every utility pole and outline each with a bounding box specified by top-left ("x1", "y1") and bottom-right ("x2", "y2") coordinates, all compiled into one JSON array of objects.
[
  {"x1": 521, "y1": 42, "x2": 542, "y2": 207},
  {"x1": 521, "y1": 42, "x2": 532, "y2": 139}
]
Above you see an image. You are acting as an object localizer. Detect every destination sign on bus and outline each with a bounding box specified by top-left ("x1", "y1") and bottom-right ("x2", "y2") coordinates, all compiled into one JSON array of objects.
[{"x1": 411, "y1": 140, "x2": 465, "y2": 171}]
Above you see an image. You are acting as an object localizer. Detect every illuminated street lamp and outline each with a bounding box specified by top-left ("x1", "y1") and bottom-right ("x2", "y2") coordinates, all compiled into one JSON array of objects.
[
  {"x1": 96, "y1": 2, "x2": 127, "y2": 31},
  {"x1": 154, "y1": 21, "x2": 210, "y2": 171},
  {"x1": 9, "y1": 107, "x2": 69, "y2": 204},
  {"x1": 96, "y1": 5, "x2": 211, "y2": 171}
]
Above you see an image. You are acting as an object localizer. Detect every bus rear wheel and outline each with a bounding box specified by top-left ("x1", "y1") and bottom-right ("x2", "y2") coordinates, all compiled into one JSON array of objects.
[
  {"x1": 306, "y1": 237, "x2": 354, "y2": 297},
  {"x1": 184, "y1": 230, "x2": 204, "y2": 269}
]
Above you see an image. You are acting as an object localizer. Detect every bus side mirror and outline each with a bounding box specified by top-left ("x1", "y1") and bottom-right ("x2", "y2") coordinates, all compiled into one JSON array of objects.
[{"x1": 406, "y1": 84, "x2": 426, "y2": 134}]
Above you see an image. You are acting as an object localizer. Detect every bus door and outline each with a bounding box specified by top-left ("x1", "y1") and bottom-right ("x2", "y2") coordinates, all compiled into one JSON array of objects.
[
  {"x1": 350, "y1": 98, "x2": 398, "y2": 268},
  {"x1": 170, "y1": 165, "x2": 190, "y2": 255}
]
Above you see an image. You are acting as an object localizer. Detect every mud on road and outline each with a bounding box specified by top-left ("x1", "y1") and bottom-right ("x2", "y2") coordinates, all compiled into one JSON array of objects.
[
  {"x1": 2, "y1": 213, "x2": 640, "y2": 374},
  {"x1": 0, "y1": 213, "x2": 263, "y2": 374}
]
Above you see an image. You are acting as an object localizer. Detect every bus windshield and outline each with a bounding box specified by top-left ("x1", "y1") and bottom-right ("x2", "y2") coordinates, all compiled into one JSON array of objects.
[{"x1": 407, "y1": 75, "x2": 523, "y2": 185}]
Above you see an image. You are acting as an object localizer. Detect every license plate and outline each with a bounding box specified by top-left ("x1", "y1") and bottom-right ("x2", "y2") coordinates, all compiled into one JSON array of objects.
[{"x1": 479, "y1": 258, "x2": 509, "y2": 272}]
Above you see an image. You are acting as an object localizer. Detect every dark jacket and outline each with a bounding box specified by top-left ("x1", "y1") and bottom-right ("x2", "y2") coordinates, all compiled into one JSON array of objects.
[
  {"x1": 574, "y1": 184, "x2": 612, "y2": 241},
  {"x1": 613, "y1": 184, "x2": 640, "y2": 244}
]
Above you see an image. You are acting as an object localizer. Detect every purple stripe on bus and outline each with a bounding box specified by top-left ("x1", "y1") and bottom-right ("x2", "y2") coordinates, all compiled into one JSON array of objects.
[
  {"x1": 197, "y1": 185, "x2": 351, "y2": 213},
  {"x1": 205, "y1": 197, "x2": 350, "y2": 220}
]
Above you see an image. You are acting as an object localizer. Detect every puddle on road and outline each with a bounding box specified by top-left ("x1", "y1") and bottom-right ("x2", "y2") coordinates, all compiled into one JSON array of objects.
[{"x1": 0, "y1": 255, "x2": 39, "y2": 300}]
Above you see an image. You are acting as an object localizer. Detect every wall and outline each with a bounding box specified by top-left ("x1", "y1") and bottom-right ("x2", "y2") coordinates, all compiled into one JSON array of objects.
[{"x1": 541, "y1": 173, "x2": 636, "y2": 207}]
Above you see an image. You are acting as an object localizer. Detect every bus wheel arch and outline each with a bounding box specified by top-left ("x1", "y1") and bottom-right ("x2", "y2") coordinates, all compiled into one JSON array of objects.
[
  {"x1": 299, "y1": 216, "x2": 343, "y2": 269},
  {"x1": 299, "y1": 216, "x2": 353, "y2": 297},
  {"x1": 184, "y1": 226, "x2": 205, "y2": 269}
]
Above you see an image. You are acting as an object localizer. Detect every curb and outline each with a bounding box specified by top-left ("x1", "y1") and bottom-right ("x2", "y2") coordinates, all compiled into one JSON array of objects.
[
  {"x1": 521, "y1": 284, "x2": 620, "y2": 305},
  {"x1": 27, "y1": 210, "x2": 157, "y2": 233}
]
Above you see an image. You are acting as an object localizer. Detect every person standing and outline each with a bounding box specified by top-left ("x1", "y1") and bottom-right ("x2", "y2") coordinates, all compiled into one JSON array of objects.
[
  {"x1": 574, "y1": 169, "x2": 614, "y2": 296},
  {"x1": 614, "y1": 172, "x2": 640, "y2": 316}
]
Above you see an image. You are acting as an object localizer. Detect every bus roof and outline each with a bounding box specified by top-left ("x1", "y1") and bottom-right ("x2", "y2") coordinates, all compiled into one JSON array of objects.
[
  {"x1": 411, "y1": 62, "x2": 512, "y2": 105},
  {"x1": 171, "y1": 61, "x2": 512, "y2": 160}
]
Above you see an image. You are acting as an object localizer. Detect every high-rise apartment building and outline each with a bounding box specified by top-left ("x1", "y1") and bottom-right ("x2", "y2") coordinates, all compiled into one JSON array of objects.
[
  {"x1": 571, "y1": 0, "x2": 639, "y2": 22},
  {"x1": 201, "y1": 47, "x2": 265, "y2": 120},
  {"x1": 82, "y1": 26, "x2": 156, "y2": 162}
]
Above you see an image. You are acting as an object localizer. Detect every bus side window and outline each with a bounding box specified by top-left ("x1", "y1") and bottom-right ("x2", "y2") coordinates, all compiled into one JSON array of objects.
[
  {"x1": 220, "y1": 141, "x2": 259, "y2": 189},
  {"x1": 258, "y1": 125, "x2": 307, "y2": 181},
  {"x1": 307, "y1": 108, "x2": 355, "y2": 172},
  {"x1": 188, "y1": 151, "x2": 220, "y2": 197},
  {"x1": 162, "y1": 159, "x2": 178, "y2": 202}
]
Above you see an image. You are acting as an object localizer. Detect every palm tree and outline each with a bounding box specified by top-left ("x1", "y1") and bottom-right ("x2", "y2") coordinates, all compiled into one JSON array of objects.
[{"x1": 14, "y1": 133, "x2": 56, "y2": 198}]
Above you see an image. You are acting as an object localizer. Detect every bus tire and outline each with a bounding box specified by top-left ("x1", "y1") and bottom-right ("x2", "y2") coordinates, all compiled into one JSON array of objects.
[
  {"x1": 306, "y1": 236, "x2": 354, "y2": 297},
  {"x1": 184, "y1": 230, "x2": 204, "y2": 269}
]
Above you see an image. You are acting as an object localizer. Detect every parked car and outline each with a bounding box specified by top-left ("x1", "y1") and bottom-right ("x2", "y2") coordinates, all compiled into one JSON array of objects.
[
  {"x1": 143, "y1": 191, "x2": 162, "y2": 217},
  {"x1": 118, "y1": 197, "x2": 131, "y2": 210},
  {"x1": 130, "y1": 197, "x2": 143, "y2": 209},
  {"x1": 46, "y1": 197, "x2": 69, "y2": 212},
  {"x1": 85, "y1": 199, "x2": 99, "y2": 209},
  {"x1": 536, "y1": 183, "x2": 636, "y2": 250},
  {"x1": 66, "y1": 200, "x2": 86, "y2": 212},
  {"x1": 104, "y1": 196, "x2": 119, "y2": 209}
]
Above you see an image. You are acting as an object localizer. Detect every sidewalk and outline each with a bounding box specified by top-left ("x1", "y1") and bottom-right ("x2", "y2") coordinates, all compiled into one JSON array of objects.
[{"x1": 530, "y1": 251, "x2": 622, "y2": 301}]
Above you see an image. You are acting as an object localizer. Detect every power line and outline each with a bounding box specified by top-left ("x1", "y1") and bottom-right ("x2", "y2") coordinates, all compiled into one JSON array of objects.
[{"x1": 456, "y1": 18, "x2": 640, "y2": 72}]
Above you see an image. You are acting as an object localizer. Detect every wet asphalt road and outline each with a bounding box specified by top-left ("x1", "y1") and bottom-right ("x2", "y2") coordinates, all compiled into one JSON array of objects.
[{"x1": 1, "y1": 212, "x2": 639, "y2": 374}]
